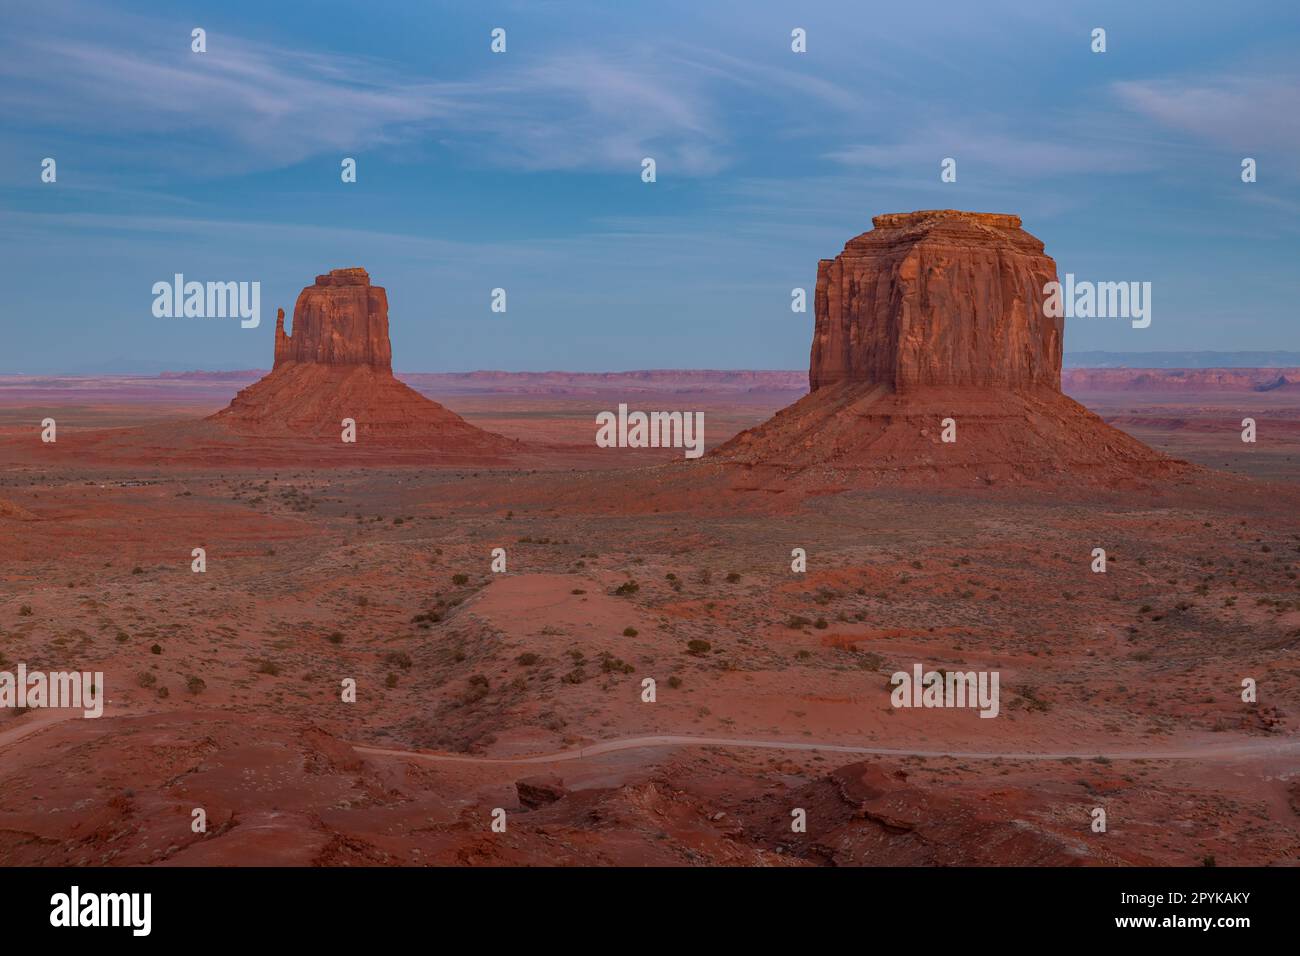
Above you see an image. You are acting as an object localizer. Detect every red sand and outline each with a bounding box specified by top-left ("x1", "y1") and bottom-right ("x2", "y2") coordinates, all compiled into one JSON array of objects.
[{"x1": 0, "y1": 372, "x2": 1297, "y2": 867}]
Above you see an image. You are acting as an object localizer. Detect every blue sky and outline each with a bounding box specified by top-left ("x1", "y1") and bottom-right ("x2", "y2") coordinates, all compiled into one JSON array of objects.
[{"x1": 2, "y1": 0, "x2": 1298, "y2": 373}]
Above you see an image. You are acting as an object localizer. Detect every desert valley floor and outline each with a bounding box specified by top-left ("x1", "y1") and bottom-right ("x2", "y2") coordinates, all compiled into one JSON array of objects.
[{"x1": 0, "y1": 374, "x2": 1297, "y2": 866}]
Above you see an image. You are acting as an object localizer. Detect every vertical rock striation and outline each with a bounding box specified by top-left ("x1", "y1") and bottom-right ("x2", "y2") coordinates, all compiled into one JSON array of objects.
[
  {"x1": 210, "y1": 268, "x2": 515, "y2": 457},
  {"x1": 810, "y1": 211, "x2": 1062, "y2": 392},
  {"x1": 716, "y1": 211, "x2": 1185, "y2": 485},
  {"x1": 273, "y1": 268, "x2": 392, "y2": 371}
]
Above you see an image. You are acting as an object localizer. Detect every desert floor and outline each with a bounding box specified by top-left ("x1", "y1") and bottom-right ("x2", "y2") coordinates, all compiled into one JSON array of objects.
[{"x1": 0, "y1": 381, "x2": 1297, "y2": 866}]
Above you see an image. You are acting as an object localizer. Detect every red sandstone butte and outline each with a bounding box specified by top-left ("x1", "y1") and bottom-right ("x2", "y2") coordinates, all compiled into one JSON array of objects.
[
  {"x1": 211, "y1": 268, "x2": 513, "y2": 452},
  {"x1": 274, "y1": 267, "x2": 392, "y2": 370},
  {"x1": 717, "y1": 211, "x2": 1187, "y2": 485},
  {"x1": 810, "y1": 211, "x2": 1061, "y2": 392}
]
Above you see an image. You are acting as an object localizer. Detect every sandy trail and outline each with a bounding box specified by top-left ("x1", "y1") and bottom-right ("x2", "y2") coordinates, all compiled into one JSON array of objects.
[
  {"x1": 4, "y1": 709, "x2": 1293, "y2": 767},
  {"x1": 0, "y1": 709, "x2": 86, "y2": 748},
  {"x1": 0, "y1": 703, "x2": 126, "y2": 749},
  {"x1": 353, "y1": 733, "x2": 1300, "y2": 766}
]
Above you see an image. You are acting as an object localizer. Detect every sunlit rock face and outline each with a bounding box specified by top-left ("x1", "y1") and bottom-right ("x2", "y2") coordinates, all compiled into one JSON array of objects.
[
  {"x1": 810, "y1": 211, "x2": 1062, "y2": 393},
  {"x1": 274, "y1": 268, "x2": 392, "y2": 371}
]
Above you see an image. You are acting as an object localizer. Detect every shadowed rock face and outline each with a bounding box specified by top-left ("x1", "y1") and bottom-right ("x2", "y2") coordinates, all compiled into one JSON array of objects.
[
  {"x1": 274, "y1": 268, "x2": 392, "y2": 371},
  {"x1": 810, "y1": 210, "x2": 1062, "y2": 392}
]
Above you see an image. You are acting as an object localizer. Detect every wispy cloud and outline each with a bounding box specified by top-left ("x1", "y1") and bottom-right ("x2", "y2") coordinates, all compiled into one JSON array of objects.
[
  {"x1": 0, "y1": 34, "x2": 460, "y2": 172},
  {"x1": 0, "y1": 16, "x2": 847, "y2": 177},
  {"x1": 825, "y1": 119, "x2": 1158, "y2": 178},
  {"x1": 442, "y1": 51, "x2": 730, "y2": 174},
  {"x1": 1112, "y1": 72, "x2": 1300, "y2": 154}
]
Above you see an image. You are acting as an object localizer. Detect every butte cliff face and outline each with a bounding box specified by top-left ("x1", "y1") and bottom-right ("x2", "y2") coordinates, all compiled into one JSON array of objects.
[
  {"x1": 810, "y1": 211, "x2": 1062, "y2": 392},
  {"x1": 211, "y1": 268, "x2": 513, "y2": 456},
  {"x1": 274, "y1": 268, "x2": 393, "y2": 371},
  {"x1": 717, "y1": 211, "x2": 1184, "y2": 485}
]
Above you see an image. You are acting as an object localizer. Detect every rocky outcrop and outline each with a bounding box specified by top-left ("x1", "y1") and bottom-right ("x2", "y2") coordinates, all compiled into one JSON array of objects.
[
  {"x1": 810, "y1": 211, "x2": 1061, "y2": 392},
  {"x1": 716, "y1": 211, "x2": 1187, "y2": 486},
  {"x1": 516, "y1": 775, "x2": 567, "y2": 809},
  {"x1": 274, "y1": 268, "x2": 392, "y2": 371},
  {"x1": 210, "y1": 268, "x2": 516, "y2": 456},
  {"x1": 0, "y1": 498, "x2": 38, "y2": 520},
  {"x1": 749, "y1": 762, "x2": 1114, "y2": 865}
]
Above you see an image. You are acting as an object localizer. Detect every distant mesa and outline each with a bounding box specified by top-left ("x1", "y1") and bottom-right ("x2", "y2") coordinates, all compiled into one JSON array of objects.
[
  {"x1": 211, "y1": 268, "x2": 514, "y2": 453},
  {"x1": 716, "y1": 210, "x2": 1187, "y2": 484}
]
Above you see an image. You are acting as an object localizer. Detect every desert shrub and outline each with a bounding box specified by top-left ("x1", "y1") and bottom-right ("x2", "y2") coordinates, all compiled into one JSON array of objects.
[
  {"x1": 19, "y1": 605, "x2": 32, "y2": 617},
  {"x1": 457, "y1": 675, "x2": 490, "y2": 705},
  {"x1": 150, "y1": 643, "x2": 162, "y2": 655},
  {"x1": 725, "y1": 572, "x2": 741, "y2": 583},
  {"x1": 256, "y1": 660, "x2": 281, "y2": 676},
  {"x1": 599, "y1": 652, "x2": 634, "y2": 674},
  {"x1": 452, "y1": 573, "x2": 469, "y2": 586},
  {"x1": 667, "y1": 675, "x2": 682, "y2": 689},
  {"x1": 686, "y1": 639, "x2": 711, "y2": 655},
  {"x1": 516, "y1": 652, "x2": 540, "y2": 666},
  {"x1": 136, "y1": 672, "x2": 156, "y2": 688},
  {"x1": 614, "y1": 581, "x2": 639, "y2": 596},
  {"x1": 1018, "y1": 686, "x2": 1052, "y2": 713},
  {"x1": 623, "y1": 626, "x2": 638, "y2": 637},
  {"x1": 327, "y1": 631, "x2": 344, "y2": 644},
  {"x1": 186, "y1": 676, "x2": 206, "y2": 694}
]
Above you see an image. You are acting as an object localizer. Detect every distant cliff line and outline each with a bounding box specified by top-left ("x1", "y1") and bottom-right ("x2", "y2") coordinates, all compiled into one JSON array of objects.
[
  {"x1": 145, "y1": 366, "x2": 1300, "y2": 396},
  {"x1": 3, "y1": 363, "x2": 1298, "y2": 396}
]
